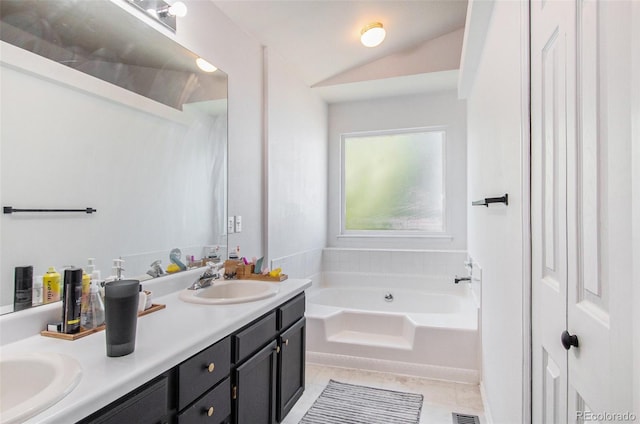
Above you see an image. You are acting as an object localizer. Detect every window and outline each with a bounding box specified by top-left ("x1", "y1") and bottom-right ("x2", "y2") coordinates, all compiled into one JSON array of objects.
[{"x1": 341, "y1": 128, "x2": 445, "y2": 234}]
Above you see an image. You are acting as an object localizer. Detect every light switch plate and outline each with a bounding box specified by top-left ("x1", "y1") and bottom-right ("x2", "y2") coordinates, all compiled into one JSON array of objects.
[
  {"x1": 234, "y1": 215, "x2": 242, "y2": 233},
  {"x1": 227, "y1": 216, "x2": 235, "y2": 233}
]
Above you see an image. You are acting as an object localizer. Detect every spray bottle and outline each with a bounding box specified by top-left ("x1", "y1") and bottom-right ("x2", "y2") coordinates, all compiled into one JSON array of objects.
[{"x1": 43, "y1": 266, "x2": 61, "y2": 304}]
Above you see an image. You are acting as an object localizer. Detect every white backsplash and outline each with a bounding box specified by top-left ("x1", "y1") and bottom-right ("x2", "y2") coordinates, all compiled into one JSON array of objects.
[
  {"x1": 322, "y1": 248, "x2": 468, "y2": 278},
  {"x1": 270, "y1": 249, "x2": 323, "y2": 286}
]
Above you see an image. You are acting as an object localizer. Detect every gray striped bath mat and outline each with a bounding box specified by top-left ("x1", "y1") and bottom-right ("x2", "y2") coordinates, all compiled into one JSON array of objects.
[{"x1": 299, "y1": 380, "x2": 423, "y2": 424}]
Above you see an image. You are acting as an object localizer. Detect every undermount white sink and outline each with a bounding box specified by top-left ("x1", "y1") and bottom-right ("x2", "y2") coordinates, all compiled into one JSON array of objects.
[
  {"x1": 179, "y1": 280, "x2": 279, "y2": 305},
  {"x1": 0, "y1": 352, "x2": 82, "y2": 424}
]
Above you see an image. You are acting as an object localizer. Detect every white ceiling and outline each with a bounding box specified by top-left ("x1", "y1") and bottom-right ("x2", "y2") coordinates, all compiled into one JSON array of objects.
[{"x1": 213, "y1": 0, "x2": 468, "y2": 102}]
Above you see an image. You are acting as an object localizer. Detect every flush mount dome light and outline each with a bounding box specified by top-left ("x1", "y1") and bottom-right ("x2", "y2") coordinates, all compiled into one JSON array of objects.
[
  {"x1": 167, "y1": 1, "x2": 188, "y2": 17},
  {"x1": 150, "y1": 1, "x2": 188, "y2": 18},
  {"x1": 196, "y1": 57, "x2": 217, "y2": 73},
  {"x1": 360, "y1": 22, "x2": 386, "y2": 47}
]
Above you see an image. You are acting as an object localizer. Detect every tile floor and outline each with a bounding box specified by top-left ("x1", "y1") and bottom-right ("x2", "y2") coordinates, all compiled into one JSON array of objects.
[{"x1": 282, "y1": 364, "x2": 486, "y2": 424}]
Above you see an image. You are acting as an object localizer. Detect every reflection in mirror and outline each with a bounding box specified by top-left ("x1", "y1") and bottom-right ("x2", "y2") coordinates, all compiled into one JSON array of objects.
[
  {"x1": 0, "y1": 0, "x2": 228, "y2": 314},
  {"x1": 124, "y1": 0, "x2": 188, "y2": 32}
]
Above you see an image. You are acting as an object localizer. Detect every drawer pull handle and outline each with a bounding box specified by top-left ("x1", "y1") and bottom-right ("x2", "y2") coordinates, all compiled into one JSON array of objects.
[
  {"x1": 207, "y1": 362, "x2": 215, "y2": 373},
  {"x1": 207, "y1": 406, "x2": 214, "y2": 417},
  {"x1": 284, "y1": 339, "x2": 289, "y2": 346},
  {"x1": 275, "y1": 345, "x2": 281, "y2": 354}
]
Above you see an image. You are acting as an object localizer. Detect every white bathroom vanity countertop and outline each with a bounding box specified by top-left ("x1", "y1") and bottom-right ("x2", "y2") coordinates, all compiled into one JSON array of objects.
[{"x1": 0, "y1": 274, "x2": 311, "y2": 423}]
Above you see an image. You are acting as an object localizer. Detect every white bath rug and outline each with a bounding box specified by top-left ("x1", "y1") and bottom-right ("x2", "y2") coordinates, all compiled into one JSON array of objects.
[{"x1": 299, "y1": 380, "x2": 423, "y2": 424}]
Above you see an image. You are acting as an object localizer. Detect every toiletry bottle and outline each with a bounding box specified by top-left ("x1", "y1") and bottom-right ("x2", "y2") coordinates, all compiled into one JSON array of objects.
[
  {"x1": 62, "y1": 268, "x2": 83, "y2": 334},
  {"x1": 106, "y1": 258, "x2": 125, "y2": 282},
  {"x1": 33, "y1": 275, "x2": 43, "y2": 306},
  {"x1": 91, "y1": 267, "x2": 104, "y2": 301},
  {"x1": 43, "y1": 266, "x2": 61, "y2": 304},
  {"x1": 83, "y1": 258, "x2": 96, "y2": 314},
  {"x1": 81, "y1": 270, "x2": 91, "y2": 326},
  {"x1": 86, "y1": 258, "x2": 96, "y2": 275},
  {"x1": 84, "y1": 282, "x2": 105, "y2": 329},
  {"x1": 13, "y1": 266, "x2": 33, "y2": 311}
]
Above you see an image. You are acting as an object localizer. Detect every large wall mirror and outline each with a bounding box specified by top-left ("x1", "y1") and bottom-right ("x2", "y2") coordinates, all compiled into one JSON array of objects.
[{"x1": 0, "y1": 0, "x2": 228, "y2": 314}]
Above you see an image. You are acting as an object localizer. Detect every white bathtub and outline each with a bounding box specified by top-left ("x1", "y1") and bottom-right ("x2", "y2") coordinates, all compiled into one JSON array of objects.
[{"x1": 306, "y1": 272, "x2": 480, "y2": 383}]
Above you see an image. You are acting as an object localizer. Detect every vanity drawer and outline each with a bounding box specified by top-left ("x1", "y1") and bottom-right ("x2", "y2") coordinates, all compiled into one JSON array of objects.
[
  {"x1": 80, "y1": 373, "x2": 170, "y2": 424},
  {"x1": 178, "y1": 336, "x2": 231, "y2": 411},
  {"x1": 233, "y1": 311, "x2": 277, "y2": 363},
  {"x1": 178, "y1": 378, "x2": 231, "y2": 424},
  {"x1": 278, "y1": 293, "x2": 305, "y2": 331}
]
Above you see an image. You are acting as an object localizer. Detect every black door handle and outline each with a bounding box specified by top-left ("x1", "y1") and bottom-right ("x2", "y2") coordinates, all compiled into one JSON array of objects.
[{"x1": 561, "y1": 330, "x2": 579, "y2": 350}]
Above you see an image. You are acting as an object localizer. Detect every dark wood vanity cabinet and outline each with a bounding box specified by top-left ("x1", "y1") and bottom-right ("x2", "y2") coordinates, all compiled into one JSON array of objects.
[
  {"x1": 231, "y1": 292, "x2": 306, "y2": 424},
  {"x1": 277, "y1": 317, "x2": 306, "y2": 422},
  {"x1": 234, "y1": 340, "x2": 279, "y2": 424},
  {"x1": 78, "y1": 292, "x2": 305, "y2": 424},
  {"x1": 276, "y1": 294, "x2": 306, "y2": 422}
]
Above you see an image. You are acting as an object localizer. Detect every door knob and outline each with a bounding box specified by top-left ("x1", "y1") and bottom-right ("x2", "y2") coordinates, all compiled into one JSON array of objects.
[{"x1": 561, "y1": 330, "x2": 579, "y2": 350}]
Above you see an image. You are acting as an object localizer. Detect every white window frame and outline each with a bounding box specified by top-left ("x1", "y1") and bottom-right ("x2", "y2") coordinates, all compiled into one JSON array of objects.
[{"x1": 339, "y1": 126, "x2": 448, "y2": 238}]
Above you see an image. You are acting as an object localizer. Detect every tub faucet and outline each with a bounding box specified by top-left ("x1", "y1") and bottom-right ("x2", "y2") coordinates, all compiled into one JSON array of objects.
[
  {"x1": 188, "y1": 263, "x2": 222, "y2": 290},
  {"x1": 454, "y1": 276, "x2": 471, "y2": 284}
]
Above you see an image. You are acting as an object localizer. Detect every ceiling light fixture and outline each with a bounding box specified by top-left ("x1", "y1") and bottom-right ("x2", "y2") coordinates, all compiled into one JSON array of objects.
[
  {"x1": 360, "y1": 22, "x2": 386, "y2": 47},
  {"x1": 153, "y1": 1, "x2": 188, "y2": 18},
  {"x1": 167, "y1": 1, "x2": 188, "y2": 18},
  {"x1": 196, "y1": 57, "x2": 217, "y2": 73}
]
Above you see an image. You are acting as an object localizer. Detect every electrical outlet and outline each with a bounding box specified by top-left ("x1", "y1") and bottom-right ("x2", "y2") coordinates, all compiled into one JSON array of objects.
[
  {"x1": 235, "y1": 215, "x2": 242, "y2": 233},
  {"x1": 227, "y1": 216, "x2": 235, "y2": 233}
]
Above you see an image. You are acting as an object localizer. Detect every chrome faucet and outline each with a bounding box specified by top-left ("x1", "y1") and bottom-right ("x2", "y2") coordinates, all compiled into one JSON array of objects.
[
  {"x1": 147, "y1": 260, "x2": 165, "y2": 278},
  {"x1": 188, "y1": 263, "x2": 222, "y2": 290}
]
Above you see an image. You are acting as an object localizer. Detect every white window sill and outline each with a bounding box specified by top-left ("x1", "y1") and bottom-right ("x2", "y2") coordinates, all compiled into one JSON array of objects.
[{"x1": 336, "y1": 233, "x2": 454, "y2": 240}]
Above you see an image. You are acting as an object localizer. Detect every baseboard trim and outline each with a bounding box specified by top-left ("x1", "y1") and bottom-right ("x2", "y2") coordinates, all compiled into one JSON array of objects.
[
  {"x1": 480, "y1": 381, "x2": 494, "y2": 424},
  {"x1": 307, "y1": 351, "x2": 479, "y2": 384}
]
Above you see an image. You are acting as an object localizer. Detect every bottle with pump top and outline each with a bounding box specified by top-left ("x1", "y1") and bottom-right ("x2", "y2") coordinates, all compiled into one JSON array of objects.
[
  {"x1": 81, "y1": 258, "x2": 96, "y2": 327},
  {"x1": 84, "y1": 282, "x2": 105, "y2": 329}
]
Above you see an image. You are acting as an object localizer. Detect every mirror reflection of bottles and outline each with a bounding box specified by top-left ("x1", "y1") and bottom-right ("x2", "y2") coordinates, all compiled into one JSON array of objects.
[{"x1": 13, "y1": 266, "x2": 33, "y2": 311}]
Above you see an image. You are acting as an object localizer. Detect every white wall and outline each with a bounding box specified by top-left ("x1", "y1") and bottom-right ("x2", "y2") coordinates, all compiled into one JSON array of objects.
[
  {"x1": 465, "y1": 1, "x2": 526, "y2": 423},
  {"x1": 178, "y1": 0, "x2": 264, "y2": 258},
  {"x1": 327, "y1": 91, "x2": 467, "y2": 250},
  {"x1": 266, "y1": 50, "x2": 328, "y2": 279}
]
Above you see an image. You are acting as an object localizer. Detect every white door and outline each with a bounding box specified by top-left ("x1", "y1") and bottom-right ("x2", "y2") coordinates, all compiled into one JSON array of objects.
[
  {"x1": 532, "y1": 0, "x2": 634, "y2": 422},
  {"x1": 531, "y1": 0, "x2": 572, "y2": 421}
]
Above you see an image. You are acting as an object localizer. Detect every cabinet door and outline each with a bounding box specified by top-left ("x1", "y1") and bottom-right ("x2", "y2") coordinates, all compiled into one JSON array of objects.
[
  {"x1": 277, "y1": 318, "x2": 305, "y2": 422},
  {"x1": 234, "y1": 340, "x2": 277, "y2": 424}
]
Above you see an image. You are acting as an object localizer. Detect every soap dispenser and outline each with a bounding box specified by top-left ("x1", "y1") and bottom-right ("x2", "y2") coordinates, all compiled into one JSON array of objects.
[{"x1": 106, "y1": 258, "x2": 125, "y2": 282}]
